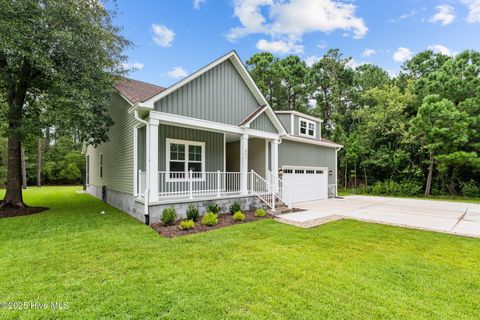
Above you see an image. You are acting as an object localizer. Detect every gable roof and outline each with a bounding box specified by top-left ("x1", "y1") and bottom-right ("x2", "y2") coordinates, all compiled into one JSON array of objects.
[
  {"x1": 115, "y1": 78, "x2": 165, "y2": 104},
  {"x1": 239, "y1": 105, "x2": 287, "y2": 134},
  {"x1": 275, "y1": 110, "x2": 324, "y2": 123},
  {"x1": 141, "y1": 51, "x2": 270, "y2": 108}
]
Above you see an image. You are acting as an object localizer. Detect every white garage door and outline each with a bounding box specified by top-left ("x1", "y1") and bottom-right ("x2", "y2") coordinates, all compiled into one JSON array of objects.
[{"x1": 281, "y1": 166, "x2": 328, "y2": 203}]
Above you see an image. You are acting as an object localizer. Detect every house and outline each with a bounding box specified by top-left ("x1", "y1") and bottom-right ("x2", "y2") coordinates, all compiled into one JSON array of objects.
[{"x1": 84, "y1": 51, "x2": 342, "y2": 224}]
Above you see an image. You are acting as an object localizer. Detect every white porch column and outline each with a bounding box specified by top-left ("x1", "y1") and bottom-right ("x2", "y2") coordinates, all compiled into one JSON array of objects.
[
  {"x1": 240, "y1": 134, "x2": 249, "y2": 195},
  {"x1": 148, "y1": 119, "x2": 159, "y2": 202},
  {"x1": 271, "y1": 139, "x2": 279, "y2": 192}
]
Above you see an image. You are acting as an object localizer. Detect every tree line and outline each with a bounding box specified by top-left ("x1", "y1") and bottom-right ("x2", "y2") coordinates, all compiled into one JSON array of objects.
[{"x1": 246, "y1": 50, "x2": 480, "y2": 197}]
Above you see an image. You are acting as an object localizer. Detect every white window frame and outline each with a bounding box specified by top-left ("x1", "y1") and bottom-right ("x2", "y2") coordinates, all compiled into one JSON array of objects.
[
  {"x1": 99, "y1": 153, "x2": 103, "y2": 178},
  {"x1": 166, "y1": 138, "x2": 206, "y2": 181},
  {"x1": 86, "y1": 155, "x2": 90, "y2": 185},
  {"x1": 298, "y1": 117, "x2": 317, "y2": 138}
]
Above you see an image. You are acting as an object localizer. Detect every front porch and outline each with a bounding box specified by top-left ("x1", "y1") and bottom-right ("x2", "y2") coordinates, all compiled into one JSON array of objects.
[{"x1": 134, "y1": 111, "x2": 288, "y2": 210}]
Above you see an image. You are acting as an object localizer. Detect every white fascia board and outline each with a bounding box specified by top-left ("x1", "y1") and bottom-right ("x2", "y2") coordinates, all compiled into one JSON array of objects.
[
  {"x1": 149, "y1": 111, "x2": 281, "y2": 140},
  {"x1": 283, "y1": 135, "x2": 343, "y2": 149},
  {"x1": 275, "y1": 110, "x2": 324, "y2": 123},
  {"x1": 241, "y1": 105, "x2": 287, "y2": 135}
]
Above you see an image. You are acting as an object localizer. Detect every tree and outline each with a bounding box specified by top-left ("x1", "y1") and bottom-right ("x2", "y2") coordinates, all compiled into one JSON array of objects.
[
  {"x1": 411, "y1": 95, "x2": 470, "y2": 195},
  {"x1": 246, "y1": 52, "x2": 280, "y2": 109},
  {"x1": 308, "y1": 49, "x2": 354, "y2": 139},
  {"x1": 274, "y1": 56, "x2": 309, "y2": 111},
  {"x1": 0, "y1": 0, "x2": 129, "y2": 209}
]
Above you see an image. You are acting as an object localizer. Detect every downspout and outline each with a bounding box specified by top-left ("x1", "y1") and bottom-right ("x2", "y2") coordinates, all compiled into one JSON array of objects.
[{"x1": 134, "y1": 108, "x2": 151, "y2": 225}]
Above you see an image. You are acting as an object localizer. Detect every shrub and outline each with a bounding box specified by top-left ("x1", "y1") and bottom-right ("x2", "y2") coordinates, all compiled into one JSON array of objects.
[
  {"x1": 186, "y1": 205, "x2": 199, "y2": 222},
  {"x1": 233, "y1": 211, "x2": 245, "y2": 221},
  {"x1": 255, "y1": 208, "x2": 266, "y2": 217},
  {"x1": 201, "y1": 212, "x2": 219, "y2": 226},
  {"x1": 161, "y1": 208, "x2": 177, "y2": 225},
  {"x1": 229, "y1": 201, "x2": 241, "y2": 215},
  {"x1": 462, "y1": 180, "x2": 480, "y2": 198},
  {"x1": 207, "y1": 202, "x2": 221, "y2": 214},
  {"x1": 397, "y1": 181, "x2": 422, "y2": 197},
  {"x1": 179, "y1": 219, "x2": 195, "y2": 230}
]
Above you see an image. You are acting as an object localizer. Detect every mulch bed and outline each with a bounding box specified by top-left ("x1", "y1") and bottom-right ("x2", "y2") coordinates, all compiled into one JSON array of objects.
[
  {"x1": 151, "y1": 208, "x2": 306, "y2": 237},
  {"x1": 0, "y1": 206, "x2": 49, "y2": 219},
  {"x1": 151, "y1": 210, "x2": 272, "y2": 237}
]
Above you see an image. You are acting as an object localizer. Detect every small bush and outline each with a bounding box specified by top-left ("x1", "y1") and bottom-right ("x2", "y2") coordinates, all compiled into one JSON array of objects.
[
  {"x1": 161, "y1": 208, "x2": 177, "y2": 225},
  {"x1": 233, "y1": 211, "x2": 245, "y2": 221},
  {"x1": 201, "y1": 212, "x2": 219, "y2": 226},
  {"x1": 462, "y1": 180, "x2": 480, "y2": 198},
  {"x1": 186, "y1": 205, "x2": 199, "y2": 222},
  {"x1": 207, "y1": 202, "x2": 221, "y2": 214},
  {"x1": 179, "y1": 219, "x2": 195, "y2": 230},
  {"x1": 229, "y1": 201, "x2": 241, "y2": 215},
  {"x1": 255, "y1": 208, "x2": 266, "y2": 217}
]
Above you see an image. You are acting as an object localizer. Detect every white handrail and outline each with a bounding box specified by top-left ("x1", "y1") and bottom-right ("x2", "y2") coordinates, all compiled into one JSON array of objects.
[
  {"x1": 251, "y1": 170, "x2": 276, "y2": 211},
  {"x1": 267, "y1": 170, "x2": 292, "y2": 208}
]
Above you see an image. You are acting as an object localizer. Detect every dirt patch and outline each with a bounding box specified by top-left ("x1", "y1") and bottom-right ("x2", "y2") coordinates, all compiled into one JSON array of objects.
[
  {"x1": 151, "y1": 210, "x2": 272, "y2": 237},
  {"x1": 0, "y1": 206, "x2": 49, "y2": 219}
]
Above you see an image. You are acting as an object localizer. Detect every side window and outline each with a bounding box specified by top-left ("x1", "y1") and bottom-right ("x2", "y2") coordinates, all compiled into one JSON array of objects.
[
  {"x1": 86, "y1": 155, "x2": 90, "y2": 185},
  {"x1": 100, "y1": 154, "x2": 103, "y2": 178}
]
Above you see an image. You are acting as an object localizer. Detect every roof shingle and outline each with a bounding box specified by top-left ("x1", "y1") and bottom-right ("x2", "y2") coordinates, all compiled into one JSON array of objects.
[{"x1": 115, "y1": 78, "x2": 165, "y2": 103}]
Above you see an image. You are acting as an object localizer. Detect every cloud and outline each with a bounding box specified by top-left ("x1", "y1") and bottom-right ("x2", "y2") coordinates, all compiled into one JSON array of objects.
[
  {"x1": 227, "y1": 0, "x2": 367, "y2": 53},
  {"x1": 122, "y1": 62, "x2": 144, "y2": 71},
  {"x1": 347, "y1": 58, "x2": 366, "y2": 69},
  {"x1": 317, "y1": 41, "x2": 328, "y2": 49},
  {"x1": 393, "y1": 47, "x2": 413, "y2": 62},
  {"x1": 256, "y1": 39, "x2": 304, "y2": 54},
  {"x1": 304, "y1": 55, "x2": 321, "y2": 67},
  {"x1": 428, "y1": 44, "x2": 453, "y2": 56},
  {"x1": 429, "y1": 5, "x2": 455, "y2": 25},
  {"x1": 362, "y1": 48, "x2": 376, "y2": 58},
  {"x1": 166, "y1": 67, "x2": 188, "y2": 79},
  {"x1": 461, "y1": 0, "x2": 480, "y2": 23},
  {"x1": 193, "y1": 0, "x2": 206, "y2": 10},
  {"x1": 152, "y1": 24, "x2": 175, "y2": 47},
  {"x1": 389, "y1": 9, "x2": 417, "y2": 23}
]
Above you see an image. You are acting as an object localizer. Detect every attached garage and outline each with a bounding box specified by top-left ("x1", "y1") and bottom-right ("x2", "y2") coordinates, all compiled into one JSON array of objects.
[{"x1": 281, "y1": 166, "x2": 329, "y2": 203}]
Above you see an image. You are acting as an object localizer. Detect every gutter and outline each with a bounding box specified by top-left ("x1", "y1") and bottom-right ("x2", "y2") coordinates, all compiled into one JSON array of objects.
[{"x1": 134, "y1": 106, "x2": 151, "y2": 225}]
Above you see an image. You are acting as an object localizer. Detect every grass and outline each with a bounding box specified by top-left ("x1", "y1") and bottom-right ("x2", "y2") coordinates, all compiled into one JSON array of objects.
[
  {"x1": 338, "y1": 189, "x2": 480, "y2": 204},
  {"x1": 1, "y1": 186, "x2": 479, "y2": 319}
]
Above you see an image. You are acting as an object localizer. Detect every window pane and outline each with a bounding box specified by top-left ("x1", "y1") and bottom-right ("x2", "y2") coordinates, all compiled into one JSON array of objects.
[
  {"x1": 188, "y1": 162, "x2": 202, "y2": 172},
  {"x1": 188, "y1": 145, "x2": 202, "y2": 161},
  {"x1": 170, "y1": 143, "x2": 185, "y2": 161},
  {"x1": 169, "y1": 161, "x2": 185, "y2": 172},
  {"x1": 300, "y1": 127, "x2": 307, "y2": 134}
]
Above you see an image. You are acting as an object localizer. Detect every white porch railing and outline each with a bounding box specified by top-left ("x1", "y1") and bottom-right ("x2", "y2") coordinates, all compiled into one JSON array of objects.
[
  {"x1": 250, "y1": 170, "x2": 276, "y2": 210},
  {"x1": 137, "y1": 170, "x2": 288, "y2": 211},
  {"x1": 157, "y1": 171, "x2": 243, "y2": 199},
  {"x1": 267, "y1": 170, "x2": 292, "y2": 208}
]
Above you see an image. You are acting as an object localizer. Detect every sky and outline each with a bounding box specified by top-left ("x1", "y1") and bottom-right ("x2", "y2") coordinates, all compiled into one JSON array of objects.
[{"x1": 113, "y1": 0, "x2": 480, "y2": 87}]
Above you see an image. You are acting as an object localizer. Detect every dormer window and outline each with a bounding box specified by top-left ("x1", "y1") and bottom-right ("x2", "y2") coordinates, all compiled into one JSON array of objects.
[{"x1": 299, "y1": 118, "x2": 316, "y2": 138}]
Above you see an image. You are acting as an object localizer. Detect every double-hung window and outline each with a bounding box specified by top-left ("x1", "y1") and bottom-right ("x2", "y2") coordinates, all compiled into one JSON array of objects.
[
  {"x1": 167, "y1": 139, "x2": 205, "y2": 180},
  {"x1": 299, "y1": 118, "x2": 316, "y2": 138}
]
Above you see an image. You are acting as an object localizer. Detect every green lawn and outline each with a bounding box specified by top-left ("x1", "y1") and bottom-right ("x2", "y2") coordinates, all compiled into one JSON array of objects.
[{"x1": 1, "y1": 187, "x2": 479, "y2": 319}]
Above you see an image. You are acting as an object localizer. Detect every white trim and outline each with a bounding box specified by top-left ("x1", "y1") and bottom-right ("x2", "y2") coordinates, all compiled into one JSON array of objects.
[
  {"x1": 298, "y1": 117, "x2": 317, "y2": 139},
  {"x1": 133, "y1": 126, "x2": 138, "y2": 196},
  {"x1": 335, "y1": 148, "x2": 338, "y2": 197},
  {"x1": 143, "y1": 51, "x2": 268, "y2": 109},
  {"x1": 282, "y1": 135, "x2": 343, "y2": 149},
  {"x1": 282, "y1": 165, "x2": 329, "y2": 171},
  {"x1": 166, "y1": 138, "x2": 206, "y2": 182},
  {"x1": 275, "y1": 110, "x2": 324, "y2": 123},
  {"x1": 149, "y1": 111, "x2": 281, "y2": 140},
  {"x1": 223, "y1": 133, "x2": 226, "y2": 172},
  {"x1": 290, "y1": 114, "x2": 294, "y2": 135},
  {"x1": 265, "y1": 140, "x2": 269, "y2": 178},
  {"x1": 86, "y1": 154, "x2": 90, "y2": 186},
  {"x1": 241, "y1": 105, "x2": 287, "y2": 135}
]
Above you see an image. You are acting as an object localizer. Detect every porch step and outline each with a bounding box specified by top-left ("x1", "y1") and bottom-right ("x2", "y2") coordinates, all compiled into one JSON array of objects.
[{"x1": 268, "y1": 205, "x2": 293, "y2": 215}]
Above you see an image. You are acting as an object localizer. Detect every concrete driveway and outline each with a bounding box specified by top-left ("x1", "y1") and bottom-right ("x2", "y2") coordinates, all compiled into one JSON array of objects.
[{"x1": 277, "y1": 195, "x2": 480, "y2": 238}]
